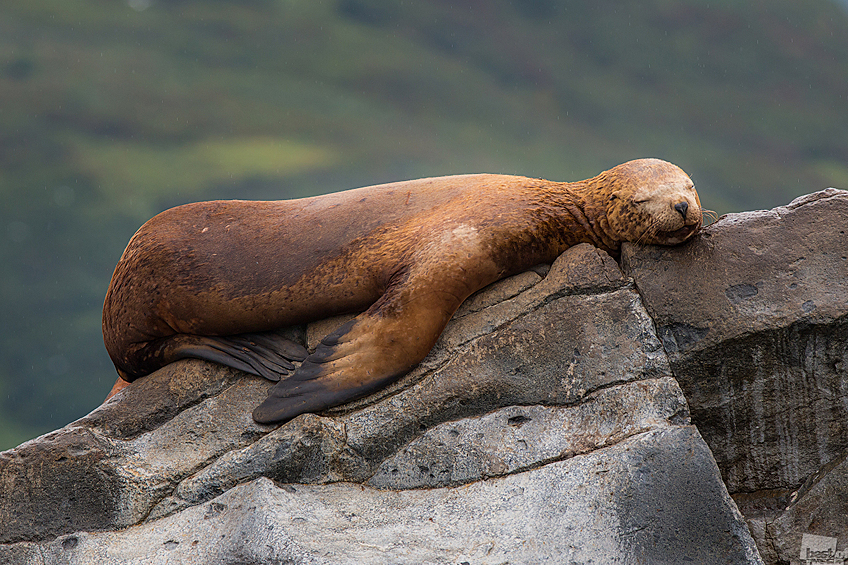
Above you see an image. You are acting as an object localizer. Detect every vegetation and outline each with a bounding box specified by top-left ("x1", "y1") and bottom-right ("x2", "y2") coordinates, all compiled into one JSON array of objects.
[{"x1": 2, "y1": 0, "x2": 847, "y2": 450}]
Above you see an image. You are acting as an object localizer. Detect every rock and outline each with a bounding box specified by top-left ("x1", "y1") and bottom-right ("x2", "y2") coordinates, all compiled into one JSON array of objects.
[
  {"x1": 765, "y1": 450, "x2": 848, "y2": 563},
  {"x1": 2, "y1": 427, "x2": 758, "y2": 565},
  {"x1": 621, "y1": 188, "x2": 848, "y2": 564},
  {"x1": 366, "y1": 377, "x2": 685, "y2": 490},
  {"x1": 0, "y1": 242, "x2": 764, "y2": 563},
  {"x1": 11, "y1": 188, "x2": 847, "y2": 564},
  {"x1": 0, "y1": 426, "x2": 121, "y2": 544},
  {"x1": 0, "y1": 362, "x2": 263, "y2": 543}
]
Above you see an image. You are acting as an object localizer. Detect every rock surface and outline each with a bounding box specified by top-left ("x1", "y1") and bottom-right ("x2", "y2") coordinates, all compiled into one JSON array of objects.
[
  {"x1": 3, "y1": 428, "x2": 756, "y2": 565},
  {"x1": 4, "y1": 189, "x2": 846, "y2": 564},
  {"x1": 622, "y1": 188, "x2": 848, "y2": 564}
]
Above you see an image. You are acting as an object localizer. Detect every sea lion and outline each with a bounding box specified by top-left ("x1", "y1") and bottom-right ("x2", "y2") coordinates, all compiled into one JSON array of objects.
[{"x1": 102, "y1": 158, "x2": 702, "y2": 424}]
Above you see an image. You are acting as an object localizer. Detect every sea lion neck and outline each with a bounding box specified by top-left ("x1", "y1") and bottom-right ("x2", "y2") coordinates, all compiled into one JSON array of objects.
[{"x1": 537, "y1": 179, "x2": 622, "y2": 256}]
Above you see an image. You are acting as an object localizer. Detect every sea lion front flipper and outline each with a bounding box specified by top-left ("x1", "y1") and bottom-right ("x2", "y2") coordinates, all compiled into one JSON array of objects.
[
  {"x1": 252, "y1": 224, "x2": 502, "y2": 425},
  {"x1": 250, "y1": 320, "x2": 381, "y2": 422},
  {"x1": 251, "y1": 281, "x2": 466, "y2": 424},
  {"x1": 165, "y1": 331, "x2": 307, "y2": 382}
]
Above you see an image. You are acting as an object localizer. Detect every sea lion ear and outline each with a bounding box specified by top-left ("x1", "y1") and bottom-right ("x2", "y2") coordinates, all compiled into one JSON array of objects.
[{"x1": 608, "y1": 190, "x2": 627, "y2": 204}]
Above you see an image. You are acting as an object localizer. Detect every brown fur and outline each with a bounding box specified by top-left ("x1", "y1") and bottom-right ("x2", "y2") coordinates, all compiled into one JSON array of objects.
[{"x1": 102, "y1": 158, "x2": 701, "y2": 423}]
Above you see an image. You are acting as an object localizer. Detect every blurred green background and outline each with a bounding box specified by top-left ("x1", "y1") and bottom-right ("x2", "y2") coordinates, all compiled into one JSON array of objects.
[{"x1": 2, "y1": 0, "x2": 847, "y2": 451}]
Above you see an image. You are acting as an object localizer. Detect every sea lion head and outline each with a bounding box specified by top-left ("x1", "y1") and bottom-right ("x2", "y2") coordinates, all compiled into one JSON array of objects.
[{"x1": 604, "y1": 158, "x2": 702, "y2": 246}]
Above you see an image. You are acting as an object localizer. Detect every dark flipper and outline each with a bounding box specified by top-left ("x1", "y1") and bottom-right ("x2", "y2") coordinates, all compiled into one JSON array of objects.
[
  {"x1": 251, "y1": 279, "x2": 459, "y2": 424},
  {"x1": 252, "y1": 320, "x2": 399, "y2": 423},
  {"x1": 166, "y1": 331, "x2": 307, "y2": 382},
  {"x1": 251, "y1": 240, "x2": 492, "y2": 425}
]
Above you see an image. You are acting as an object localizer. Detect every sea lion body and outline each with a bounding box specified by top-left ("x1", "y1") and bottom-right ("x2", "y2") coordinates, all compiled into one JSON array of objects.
[{"x1": 103, "y1": 158, "x2": 702, "y2": 423}]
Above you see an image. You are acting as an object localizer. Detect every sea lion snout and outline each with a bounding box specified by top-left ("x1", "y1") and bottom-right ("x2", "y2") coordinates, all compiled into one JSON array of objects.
[{"x1": 602, "y1": 158, "x2": 703, "y2": 246}]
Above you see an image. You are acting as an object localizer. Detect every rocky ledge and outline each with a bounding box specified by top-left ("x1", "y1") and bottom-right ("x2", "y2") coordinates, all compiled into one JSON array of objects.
[{"x1": 1, "y1": 188, "x2": 846, "y2": 565}]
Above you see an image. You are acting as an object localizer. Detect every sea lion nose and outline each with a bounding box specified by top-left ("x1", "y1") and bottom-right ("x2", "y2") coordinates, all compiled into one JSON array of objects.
[{"x1": 674, "y1": 201, "x2": 689, "y2": 219}]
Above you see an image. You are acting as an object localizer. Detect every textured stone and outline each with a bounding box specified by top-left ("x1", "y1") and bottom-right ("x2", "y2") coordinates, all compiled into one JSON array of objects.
[
  {"x1": 622, "y1": 189, "x2": 848, "y2": 356},
  {"x1": 80, "y1": 360, "x2": 247, "y2": 440},
  {"x1": 0, "y1": 364, "x2": 280, "y2": 544},
  {"x1": 622, "y1": 189, "x2": 848, "y2": 493},
  {"x1": 147, "y1": 246, "x2": 671, "y2": 517},
  {"x1": 0, "y1": 241, "x2": 763, "y2": 563},
  {"x1": 762, "y1": 450, "x2": 848, "y2": 564},
  {"x1": 336, "y1": 284, "x2": 671, "y2": 476},
  {"x1": 367, "y1": 377, "x2": 687, "y2": 489},
  {"x1": 0, "y1": 427, "x2": 120, "y2": 544},
  {"x1": 452, "y1": 269, "x2": 542, "y2": 317},
  {"x1": 1, "y1": 427, "x2": 761, "y2": 565},
  {"x1": 621, "y1": 188, "x2": 848, "y2": 564}
]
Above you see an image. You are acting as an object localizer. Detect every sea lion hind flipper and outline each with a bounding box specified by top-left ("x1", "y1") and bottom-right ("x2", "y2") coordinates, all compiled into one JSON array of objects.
[
  {"x1": 234, "y1": 332, "x2": 308, "y2": 364},
  {"x1": 228, "y1": 336, "x2": 298, "y2": 371},
  {"x1": 167, "y1": 332, "x2": 307, "y2": 382},
  {"x1": 172, "y1": 340, "x2": 264, "y2": 377}
]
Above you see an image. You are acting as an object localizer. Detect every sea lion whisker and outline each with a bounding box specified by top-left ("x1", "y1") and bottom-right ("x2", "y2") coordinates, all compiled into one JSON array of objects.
[
  {"x1": 635, "y1": 220, "x2": 662, "y2": 247},
  {"x1": 702, "y1": 209, "x2": 719, "y2": 226}
]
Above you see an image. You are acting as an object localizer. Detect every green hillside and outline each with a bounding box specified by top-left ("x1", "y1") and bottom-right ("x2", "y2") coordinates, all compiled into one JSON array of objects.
[{"x1": 1, "y1": 0, "x2": 847, "y2": 450}]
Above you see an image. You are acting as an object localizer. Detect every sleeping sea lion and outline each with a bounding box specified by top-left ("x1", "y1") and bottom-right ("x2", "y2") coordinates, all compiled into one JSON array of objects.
[{"x1": 102, "y1": 158, "x2": 702, "y2": 424}]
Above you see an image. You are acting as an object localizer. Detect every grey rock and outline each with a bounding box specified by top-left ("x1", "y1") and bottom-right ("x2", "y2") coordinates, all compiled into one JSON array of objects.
[
  {"x1": 150, "y1": 412, "x2": 349, "y2": 520},
  {"x1": 152, "y1": 245, "x2": 671, "y2": 516},
  {"x1": 2, "y1": 427, "x2": 759, "y2": 565},
  {"x1": 0, "y1": 426, "x2": 121, "y2": 544},
  {"x1": 762, "y1": 449, "x2": 848, "y2": 564},
  {"x1": 452, "y1": 268, "x2": 542, "y2": 317},
  {"x1": 0, "y1": 242, "x2": 763, "y2": 563},
  {"x1": 337, "y1": 284, "x2": 671, "y2": 472},
  {"x1": 367, "y1": 377, "x2": 687, "y2": 489},
  {"x1": 0, "y1": 360, "x2": 257, "y2": 544},
  {"x1": 622, "y1": 188, "x2": 848, "y2": 564},
  {"x1": 622, "y1": 189, "x2": 848, "y2": 358}
]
